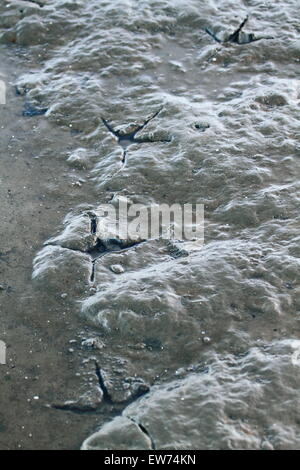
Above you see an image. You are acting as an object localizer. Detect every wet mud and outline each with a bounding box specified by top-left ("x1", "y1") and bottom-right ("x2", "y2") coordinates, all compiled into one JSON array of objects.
[{"x1": 0, "y1": 0, "x2": 300, "y2": 450}]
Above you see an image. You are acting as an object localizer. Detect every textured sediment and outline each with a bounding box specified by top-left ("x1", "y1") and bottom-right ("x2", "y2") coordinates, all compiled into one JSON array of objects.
[{"x1": 0, "y1": 0, "x2": 299, "y2": 450}]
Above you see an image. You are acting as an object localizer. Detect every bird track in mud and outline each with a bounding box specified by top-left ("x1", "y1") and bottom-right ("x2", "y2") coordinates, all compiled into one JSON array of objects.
[
  {"x1": 205, "y1": 16, "x2": 274, "y2": 45},
  {"x1": 21, "y1": 7, "x2": 278, "y2": 445},
  {"x1": 51, "y1": 360, "x2": 150, "y2": 415},
  {"x1": 101, "y1": 107, "x2": 171, "y2": 164},
  {"x1": 44, "y1": 212, "x2": 145, "y2": 283}
]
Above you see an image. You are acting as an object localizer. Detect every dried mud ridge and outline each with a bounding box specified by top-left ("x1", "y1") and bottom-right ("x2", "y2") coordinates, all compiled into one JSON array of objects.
[
  {"x1": 20, "y1": 0, "x2": 45, "y2": 7},
  {"x1": 205, "y1": 16, "x2": 274, "y2": 45},
  {"x1": 129, "y1": 418, "x2": 156, "y2": 450},
  {"x1": 101, "y1": 107, "x2": 171, "y2": 164}
]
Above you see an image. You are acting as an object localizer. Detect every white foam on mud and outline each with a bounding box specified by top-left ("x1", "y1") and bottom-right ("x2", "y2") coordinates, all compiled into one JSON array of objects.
[{"x1": 3, "y1": 0, "x2": 299, "y2": 449}]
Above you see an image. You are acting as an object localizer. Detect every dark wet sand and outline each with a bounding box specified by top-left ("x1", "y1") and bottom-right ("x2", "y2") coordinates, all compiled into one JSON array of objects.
[{"x1": 0, "y1": 49, "x2": 108, "y2": 450}]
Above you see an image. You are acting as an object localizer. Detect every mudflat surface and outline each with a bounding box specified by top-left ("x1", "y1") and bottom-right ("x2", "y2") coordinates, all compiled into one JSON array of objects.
[
  {"x1": 0, "y1": 50, "x2": 107, "y2": 450},
  {"x1": 0, "y1": 0, "x2": 300, "y2": 450}
]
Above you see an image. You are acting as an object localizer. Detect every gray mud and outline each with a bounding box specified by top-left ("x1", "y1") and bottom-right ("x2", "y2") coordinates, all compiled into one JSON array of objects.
[{"x1": 0, "y1": 0, "x2": 300, "y2": 450}]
